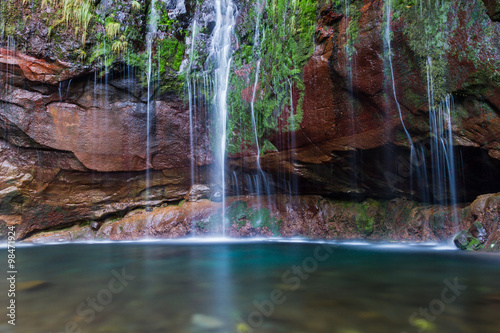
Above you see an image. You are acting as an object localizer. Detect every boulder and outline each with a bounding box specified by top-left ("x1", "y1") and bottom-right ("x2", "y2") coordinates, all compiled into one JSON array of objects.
[
  {"x1": 456, "y1": 192, "x2": 500, "y2": 251},
  {"x1": 0, "y1": 48, "x2": 88, "y2": 85}
]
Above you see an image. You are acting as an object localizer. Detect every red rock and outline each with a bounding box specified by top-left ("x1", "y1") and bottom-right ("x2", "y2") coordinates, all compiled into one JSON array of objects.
[
  {"x1": 23, "y1": 194, "x2": 473, "y2": 242},
  {"x1": 0, "y1": 48, "x2": 88, "y2": 85}
]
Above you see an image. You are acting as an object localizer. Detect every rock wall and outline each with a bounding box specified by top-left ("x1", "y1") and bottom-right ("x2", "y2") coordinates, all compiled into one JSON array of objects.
[
  {"x1": 235, "y1": 0, "x2": 500, "y2": 201},
  {"x1": 24, "y1": 194, "x2": 474, "y2": 244}
]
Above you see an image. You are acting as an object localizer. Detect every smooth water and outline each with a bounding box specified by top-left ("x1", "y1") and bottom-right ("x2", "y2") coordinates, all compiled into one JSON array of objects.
[{"x1": 2, "y1": 241, "x2": 500, "y2": 333}]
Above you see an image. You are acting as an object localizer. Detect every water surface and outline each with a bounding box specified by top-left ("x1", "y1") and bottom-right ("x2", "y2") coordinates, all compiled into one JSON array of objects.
[{"x1": 1, "y1": 240, "x2": 499, "y2": 333}]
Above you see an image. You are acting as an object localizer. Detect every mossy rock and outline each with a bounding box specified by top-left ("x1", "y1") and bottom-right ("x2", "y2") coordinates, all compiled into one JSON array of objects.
[{"x1": 454, "y1": 230, "x2": 485, "y2": 251}]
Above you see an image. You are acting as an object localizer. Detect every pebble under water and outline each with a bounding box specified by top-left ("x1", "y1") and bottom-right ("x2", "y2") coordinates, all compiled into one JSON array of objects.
[{"x1": 1, "y1": 241, "x2": 500, "y2": 333}]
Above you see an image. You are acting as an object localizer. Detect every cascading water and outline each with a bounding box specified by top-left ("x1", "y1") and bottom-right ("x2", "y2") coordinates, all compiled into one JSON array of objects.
[
  {"x1": 1, "y1": 36, "x2": 15, "y2": 145},
  {"x1": 427, "y1": 59, "x2": 459, "y2": 227},
  {"x1": 187, "y1": 20, "x2": 198, "y2": 187},
  {"x1": 169, "y1": 0, "x2": 186, "y2": 18},
  {"x1": 383, "y1": 0, "x2": 416, "y2": 193},
  {"x1": 344, "y1": 0, "x2": 360, "y2": 193},
  {"x1": 249, "y1": 0, "x2": 264, "y2": 166},
  {"x1": 145, "y1": 0, "x2": 159, "y2": 212},
  {"x1": 247, "y1": 0, "x2": 270, "y2": 221},
  {"x1": 383, "y1": 0, "x2": 459, "y2": 229},
  {"x1": 250, "y1": 60, "x2": 262, "y2": 162},
  {"x1": 384, "y1": 0, "x2": 415, "y2": 152},
  {"x1": 206, "y1": 0, "x2": 236, "y2": 235}
]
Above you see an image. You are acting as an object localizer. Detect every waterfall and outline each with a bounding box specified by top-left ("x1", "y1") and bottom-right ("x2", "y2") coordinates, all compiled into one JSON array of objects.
[
  {"x1": 427, "y1": 58, "x2": 458, "y2": 226},
  {"x1": 145, "y1": 0, "x2": 159, "y2": 211},
  {"x1": 384, "y1": 0, "x2": 414, "y2": 151},
  {"x1": 206, "y1": 0, "x2": 236, "y2": 235},
  {"x1": 248, "y1": 0, "x2": 270, "y2": 222},
  {"x1": 345, "y1": 0, "x2": 360, "y2": 193},
  {"x1": 384, "y1": 0, "x2": 416, "y2": 192},
  {"x1": 169, "y1": 0, "x2": 186, "y2": 18},
  {"x1": 250, "y1": 60, "x2": 261, "y2": 161},
  {"x1": 187, "y1": 21, "x2": 198, "y2": 187},
  {"x1": 250, "y1": 0, "x2": 264, "y2": 164},
  {"x1": 1, "y1": 36, "x2": 15, "y2": 144},
  {"x1": 0, "y1": 1, "x2": 5, "y2": 41}
]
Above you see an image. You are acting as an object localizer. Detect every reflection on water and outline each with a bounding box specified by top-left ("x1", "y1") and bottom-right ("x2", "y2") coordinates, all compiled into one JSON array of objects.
[{"x1": 1, "y1": 241, "x2": 500, "y2": 333}]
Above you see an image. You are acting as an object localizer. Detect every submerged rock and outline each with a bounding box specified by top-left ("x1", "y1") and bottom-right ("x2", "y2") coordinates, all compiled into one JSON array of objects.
[
  {"x1": 17, "y1": 280, "x2": 49, "y2": 291},
  {"x1": 191, "y1": 314, "x2": 224, "y2": 330}
]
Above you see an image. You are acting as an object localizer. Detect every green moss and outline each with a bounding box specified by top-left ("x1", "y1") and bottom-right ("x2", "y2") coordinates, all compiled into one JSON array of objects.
[
  {"x1": 454, "y1": 230, "x2": 485, "y2": 251},
  {"x1": 345, "y1": 2, "x2": 362, "y2": 60},
  {"x1": 466, "y1": 237, "x2": 484, "y2": 251},
  {"x1": 226, "y1": 201, "x2": 282, "y2": 236},
  {"x1": 202, "y1": 214, "x2": 222, "y2": 232},
  {"x1": 220, "y1": 0, "x2": 318, "y2": 155},
  {"x1": 80, "y1": 0, "x2": 188, "y2": 92},
  {"x1": 391, "y1": 0, "x2": 499, "y2": 103},
  {"x1": 196, "y1": 219, "x2": 214, "y2": 231},
  {"x1": 391, "y1": 0, "x2": 452, "y2": 103},
  {"x1": 158, "y1": 37, "x2": 186, "y2": 73},
  {"x1": 354, "y1": 200, "x2": 380, "y2": 235}
]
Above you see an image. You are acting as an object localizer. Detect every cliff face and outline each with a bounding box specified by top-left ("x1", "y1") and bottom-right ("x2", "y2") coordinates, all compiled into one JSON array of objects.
[{"x1": 0, "y1": 0, "x2": 499, "y2": 248}]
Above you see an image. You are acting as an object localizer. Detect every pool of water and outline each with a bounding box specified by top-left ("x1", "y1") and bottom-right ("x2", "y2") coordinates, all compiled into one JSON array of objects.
[{"x1": 1, "y1": 240, "x2": 500, "y2": 333}]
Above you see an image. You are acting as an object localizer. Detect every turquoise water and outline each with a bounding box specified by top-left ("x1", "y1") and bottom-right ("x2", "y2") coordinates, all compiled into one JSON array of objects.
[{"x1": 1, "y1": 240, "x2": 500, "y2": 333}]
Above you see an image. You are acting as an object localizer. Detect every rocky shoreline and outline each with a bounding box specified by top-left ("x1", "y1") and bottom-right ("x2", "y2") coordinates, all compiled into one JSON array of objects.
[{"x1": 19, "y1": 192, "x2": 498, "y2": 252}]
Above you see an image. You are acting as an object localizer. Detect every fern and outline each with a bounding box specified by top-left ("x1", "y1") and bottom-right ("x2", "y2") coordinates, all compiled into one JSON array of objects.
[
  {"x1": 105, "y1": 20, "x2": 121, "y2": 40},
  {"x1": 131, "y1": 0, "x2": 141, "y2": 11}
]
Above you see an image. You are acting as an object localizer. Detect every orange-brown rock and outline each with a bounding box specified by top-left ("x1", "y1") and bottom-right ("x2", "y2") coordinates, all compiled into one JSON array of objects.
[
  {"x1": 0, "y1": 48, "x2": 88, "y2": 85},
  {"x1": 0, "y1": 76, "x2": 212, "y2": 172},
  {"x1": 24, "y1": 194, "x2": 473, "y2": 243}
]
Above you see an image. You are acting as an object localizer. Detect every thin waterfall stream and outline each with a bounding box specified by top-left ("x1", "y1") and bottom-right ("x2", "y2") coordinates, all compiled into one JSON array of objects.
[
  {"x1": 145, "y1": 0, "x2": 159, "y2": 212},
  {"x1": 384, "y1": 0, "x2": 416, "y2": 166},
  {"x1": 187, "y1": 20, "x2": 198, "y2": 188},
  {"x1": 206, "y1": 0, "x2": 236, "y2": 235}
]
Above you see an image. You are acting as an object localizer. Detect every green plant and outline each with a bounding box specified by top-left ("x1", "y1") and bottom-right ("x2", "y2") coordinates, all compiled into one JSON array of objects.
[
  {"x1": 226, "y1": 201, "x2": 282, "y2": 236},
  {"x1": 345, "y1": 2, "x2": 362, "y2": 59},
  {"x1": 112, "y1": 36, "x2": 128, "y2": 55},
  {"x1": 131, "y1": 0, "x2": 141, "y2": 11},
  {"x1": 105, "y1": 18, "x2": 121, "y2": 40},
  {"x1": 389, "y1": 0, "x2": 451, "y2": 103},
  {"x1": 19, "y1": 0, "x2": 94, "y2": 43},
  {"x1": 219, "y1": 0, "x2": 318, "y2": 155}
]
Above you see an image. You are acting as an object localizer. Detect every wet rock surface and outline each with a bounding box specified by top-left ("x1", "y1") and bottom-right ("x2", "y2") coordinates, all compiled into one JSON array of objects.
[
  {"x1": 25, "y1": 194, "x2": 473, "y2": 243},
  {"x1": 455, "y1": 193, "x2": 500, "y2": 251},
  {"x1": 185, "y1": 184, "x2": 211, "y2": 202}
]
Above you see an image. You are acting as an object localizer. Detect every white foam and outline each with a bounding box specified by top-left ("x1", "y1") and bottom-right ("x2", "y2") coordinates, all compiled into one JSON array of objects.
[{"x1": 0, "y1": 237, "x2": 462, "y2": 252}]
